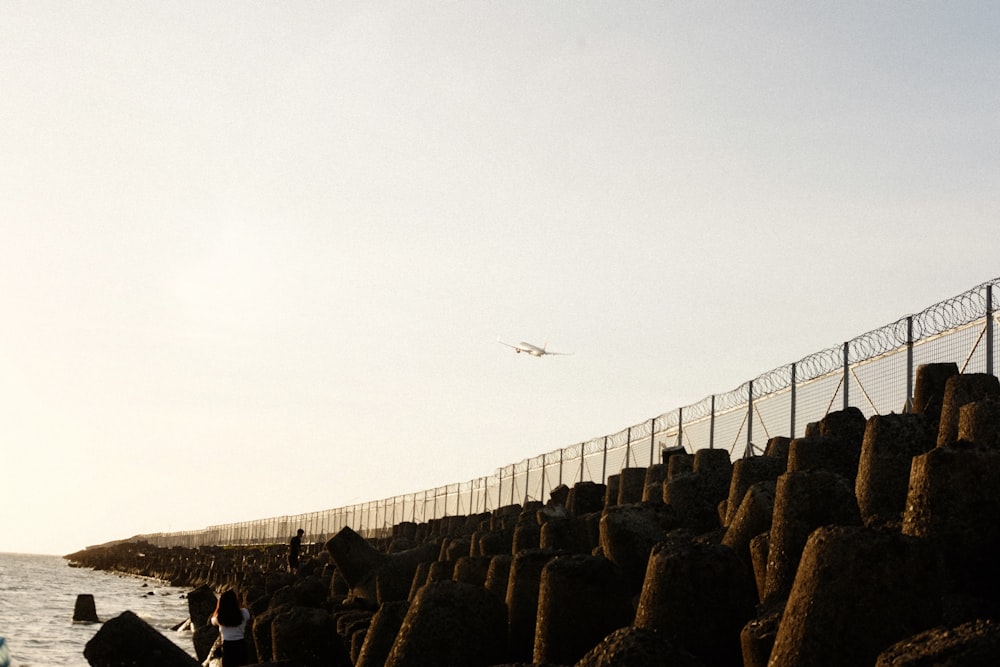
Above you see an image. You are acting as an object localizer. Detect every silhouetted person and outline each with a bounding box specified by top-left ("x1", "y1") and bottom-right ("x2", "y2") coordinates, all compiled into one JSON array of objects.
[{"x1": 288, "y1": 528, "x2": 304, "y2": 573}]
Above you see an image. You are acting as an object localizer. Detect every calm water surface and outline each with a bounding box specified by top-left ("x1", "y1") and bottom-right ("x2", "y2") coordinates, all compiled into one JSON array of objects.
[{"x1": 0, "y1": 552, "x2": 198, "y2": 666}]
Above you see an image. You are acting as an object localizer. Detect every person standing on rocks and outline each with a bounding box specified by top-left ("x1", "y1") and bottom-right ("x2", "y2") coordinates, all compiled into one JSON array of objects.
[
  {"x1": 288, "y1": 528, "x2": 304, "y2": 573},
  {"x1": 209, "y1": 589, "x2": 251, "y2": 667}
]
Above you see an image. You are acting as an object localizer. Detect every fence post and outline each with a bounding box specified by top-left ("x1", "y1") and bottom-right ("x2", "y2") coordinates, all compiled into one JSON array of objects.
[
  {"x1": 987, "y1": 283, "x2": 994, "y2": 377},
  {"x1": 906, "y1": 316, "x2": 914, "y2": 404},
  {"x1": 710, "y1": 397, "x2": 716, "y2": 449},
  {"x1": 746, "y1": 380, "x2": 754, "y2": 458},
  {"x1": 601, "y1": 436, "x2": 608, "y2": 484},
  {"x1": 540, "y1": 455, "x2": 547, "y2": 503},
  {"x1": 509, "y1": 466, "x2": 515, "y2": 506},
  {"x1": 625, "y1": 427, "x2": 632, "y2": 467},
  {"x1": 579, "y1": 443, "x2": 585, "y2": 484},
  {"x1": 559, "y1": 447, "x2": 564, "y2": 487},
  {"x1": 677, "y1": 407, "x2": 684, "y2": 450},
  {"x1": 843, "y1": 341, "x2": 850, "y2": 410},
  {"x1": 790, "y1": 362, "x2": 797, "y2": 438},
  {"x1": 648, "y1": 418, "x2": 655, "y2": 465}
]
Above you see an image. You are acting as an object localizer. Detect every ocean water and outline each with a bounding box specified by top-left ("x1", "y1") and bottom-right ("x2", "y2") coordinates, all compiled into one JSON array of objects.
[{"x1": 0, "y1": 552, "x2": 199, "y2": 667}]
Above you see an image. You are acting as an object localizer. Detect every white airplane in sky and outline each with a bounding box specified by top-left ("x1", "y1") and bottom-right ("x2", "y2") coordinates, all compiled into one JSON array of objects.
[{"x1": 497, "y1": 338, "x2": 573, "y2": 357}]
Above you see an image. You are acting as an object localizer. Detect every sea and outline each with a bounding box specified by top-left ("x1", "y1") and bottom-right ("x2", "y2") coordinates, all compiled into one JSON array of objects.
[{"x1": 0, "y1": 552, "x2": 200, "y2": 667}]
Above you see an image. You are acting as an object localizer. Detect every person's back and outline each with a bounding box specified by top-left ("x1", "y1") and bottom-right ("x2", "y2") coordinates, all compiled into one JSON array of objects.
[{"x1": 288, "y1": 528, "x2": 304, "y2": 572}]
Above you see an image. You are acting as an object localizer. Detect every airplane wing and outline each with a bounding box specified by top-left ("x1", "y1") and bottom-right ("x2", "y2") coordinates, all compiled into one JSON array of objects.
[{"x1": 497, "y1": 337, "x2": 525, "y2": 351}]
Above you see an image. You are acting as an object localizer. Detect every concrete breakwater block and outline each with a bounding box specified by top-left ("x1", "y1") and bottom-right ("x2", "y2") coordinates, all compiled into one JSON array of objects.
[
  {"x1": 453, "y1": 554, "x2": 493, "y2": 587},
  {"x1": 271, "y1": 605, "x2": 351, "y2": 667},
  {"x1": 762, "y1": 470, "x2": 861, "y2": 606},
  {"x1": 84, "y1": 610, "x2": 201, "y2": 667},
  {"x1": 768, "y1": 526, "x2": 943, "y2": 667},
  {"x1": 740, "y1": 610, "x2": 780, "y2": 667},
  {"x1": 723, "y1": 455, "x2": 785, "y2": 528},
  {"x1": 617, "y1": 467, "x2": 647, "y2": 505},
  {"x1": 902, "y1": 445, "x2": 1000, "y2": 612},
  {"x1": 599, "y1": 503, "x2": 676, "y2": 594},
  {"x1": 721, "y1": 480, "x2": 776, "y2": 571},
  {"x1": 604, "y1": 474, "x2": 622, "y2": 508},
  {"x1": 566, "y1": 481, "x2": 606, "y2": 516},
  {"x1": 958, "y1": 397, "x2": 1000, "y2": 449},
  {"x1": 856, "y1": 413, "x2": 936, "y2": 526},
  {"x1": 663, "y1": 448, "x2": 732, "y2": 533},
  {"x1": 875, "y1": 618, "x2": 1000, "y2": 666},
  {"x1": 937, "y1": 373, "x2": 1000, "y2": 446},
  {"x1": 327, "y1": 525, "x2": 439, "y2": 606},
  {"x1": 186, "y1": 584, "x2": 216, "y2": 628},
  {"x1": 72, "y1": 593, "x2": 99, "y2": 622},
  {"x1": 533, "y1": 554, "x2": 632, "y2": 666},
  {"x1": 484, "y1": 554, "x2": 513, "y2": 602},
  {"x1": 641, "y1": 463, "x2": 666, "y2": 503},
  {"x1": 540, "y1": 514, "x2": 591, "y2": 553},
  {"x1": 574, "y1": 626, "x2": 707, "y2": 667},
  {"x1": 634, "y1": 532, "x2": 756, "y2": 666},
  {"x1": 474, "y1": 525, "x2": 514, "y2": 556},
  {"x1": 506, "y1": 548, "x2": 561, "y2": 662},
  {"x1": 384, "y1": 580, "x2": 507, "y2": 667},
  {"x1": 912, "y1": 362, "x2": 959, "y2": 425},
  {"x1": 355, "y1": 600, "x2": 409, "y2": 667}
]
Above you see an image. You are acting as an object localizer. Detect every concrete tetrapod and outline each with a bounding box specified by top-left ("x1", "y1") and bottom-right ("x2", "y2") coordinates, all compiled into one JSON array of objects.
[
  {"x1": 634, "y1": 531, "x2": 756, "y2": 666},
  {"x1": 768, "y1": 525, "x2": 944, "y2": 667},
  {"x1": 532, "y1": 554, "x2": 632, "y2": 666},
  {"x1": 384, "y1": 580, "x2": 507, "y2": 667},
  {"x1": 84, "y1": 610, "x2": 201, "y2": 667}
]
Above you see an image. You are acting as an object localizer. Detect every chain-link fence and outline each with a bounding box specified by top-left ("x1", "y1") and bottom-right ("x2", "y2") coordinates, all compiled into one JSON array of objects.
[{"x1": 134, "y1": 278, "x2": 999, "y2": 548}]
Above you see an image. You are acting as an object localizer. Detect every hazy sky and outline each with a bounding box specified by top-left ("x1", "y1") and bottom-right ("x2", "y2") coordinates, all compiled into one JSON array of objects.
[{"x1": 2, "y1": 2, "x2": 998, "y2": 556}]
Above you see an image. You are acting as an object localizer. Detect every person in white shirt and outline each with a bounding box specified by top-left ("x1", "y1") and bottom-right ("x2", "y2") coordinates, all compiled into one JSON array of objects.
[{"x1": 210, "y1": 589, "x2": 251, "y2": 666}]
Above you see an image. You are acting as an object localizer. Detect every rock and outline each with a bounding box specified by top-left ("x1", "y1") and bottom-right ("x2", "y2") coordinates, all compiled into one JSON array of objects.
[{"x1": 84, "y1": 610, "x2": 201, "y2": 667}]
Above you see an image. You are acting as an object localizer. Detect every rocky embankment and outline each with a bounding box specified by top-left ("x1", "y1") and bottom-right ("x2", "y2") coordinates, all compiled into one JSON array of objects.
[{"x1": 70, "y1": 364, "x2": 1000, "y2": 666}]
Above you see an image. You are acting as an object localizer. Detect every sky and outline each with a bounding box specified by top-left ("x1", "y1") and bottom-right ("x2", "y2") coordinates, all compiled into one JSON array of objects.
[{"x1": 2, "y1": 2, "x2": 998, "y2": 556}]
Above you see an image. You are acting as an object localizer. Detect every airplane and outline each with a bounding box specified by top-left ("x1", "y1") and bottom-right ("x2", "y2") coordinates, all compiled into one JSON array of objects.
[{"x1": 497, "y1": 337, "x2": 573, "y2": 356}]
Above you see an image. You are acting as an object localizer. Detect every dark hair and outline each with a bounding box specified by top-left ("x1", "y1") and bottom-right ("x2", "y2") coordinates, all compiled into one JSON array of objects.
[{"x1": 214, "y1": 590, "x2": 244, "y2": 628}]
